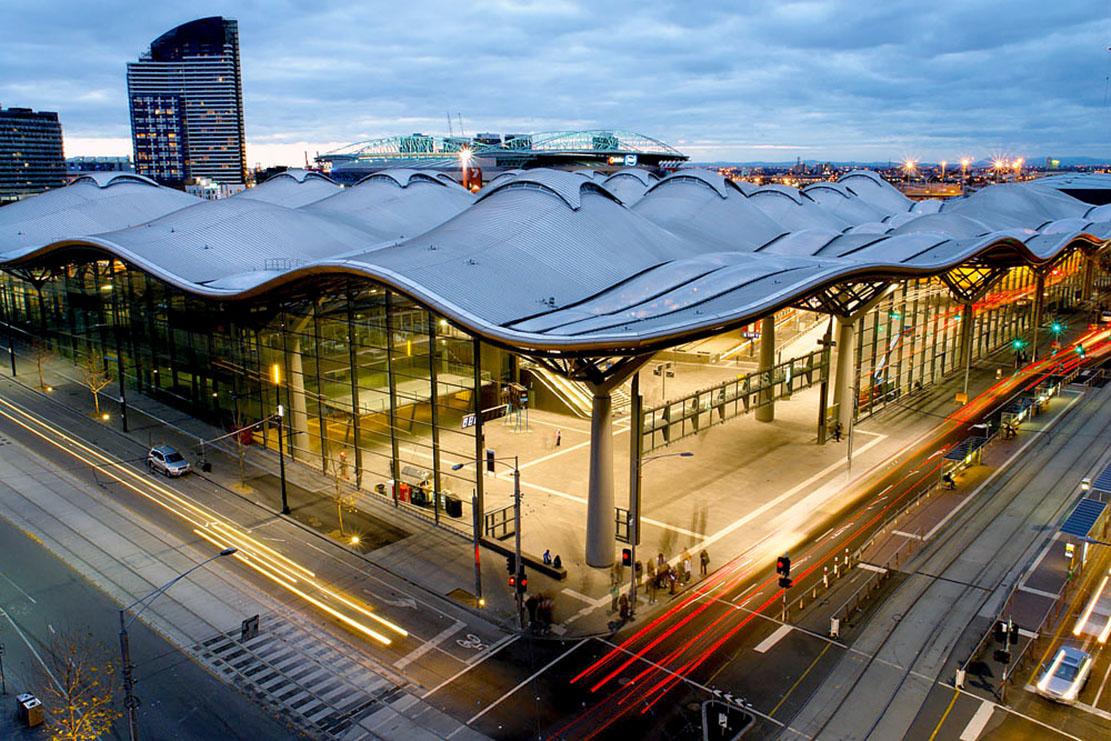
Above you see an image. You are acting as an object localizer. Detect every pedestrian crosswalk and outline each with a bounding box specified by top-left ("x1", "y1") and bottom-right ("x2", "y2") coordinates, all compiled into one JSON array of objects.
[{"x1": 192, "y1": 612, "x2": 403, "y2": 738}]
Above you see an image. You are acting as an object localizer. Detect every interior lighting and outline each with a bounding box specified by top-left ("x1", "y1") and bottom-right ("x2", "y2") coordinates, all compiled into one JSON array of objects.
[{"x1": 271, "y1": 363, "x2": 281, "y2": 385}]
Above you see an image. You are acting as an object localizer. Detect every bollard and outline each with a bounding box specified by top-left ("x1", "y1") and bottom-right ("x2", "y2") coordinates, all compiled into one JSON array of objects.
[
  {"x1": 813, "y1": 585, "x2": 818, "y2": 600},
  {"x1": 824, "y1": 567, "x2": 829, "y2": 588},
  {"x1": 845, "y1": 548, "x2": 850, "y2": 568},
  {"x1": 834, "y1": 557, "x2": 840, "y2": 578}
]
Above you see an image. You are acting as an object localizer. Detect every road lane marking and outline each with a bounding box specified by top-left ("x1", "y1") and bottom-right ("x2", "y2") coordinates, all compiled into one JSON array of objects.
[
  {"x1": 926, "y1": 391, "x2": 1082, "y2": 541},
  {"x1": 422, "y1": 633, "x2": 521, "y2": 699},
  {"x1": 0, "y1": 571, "x2": 37, "y2": 603},
  {"x1": 892, "y1": 530, "x2": 922, "y2": 540},
  {"x1": 754, "y1": 624, "x2": 793, "y2": 653},
  {"x1": 815, "y1": 527, "x2": 834, "y2": 543},
  {"x1": 770, "y1": 643, "x2": 830, "y2": 717},
  {"x1": 0, "y1": 606, "x2": 62, "y2": 693},
  {"x1": 959, "y1": 699, "x2": 994, "y2": 740},
  {"x1": 462, "y1": 638, "x2": 590, "y2": 727},
  {"x1": 1017, "y1": 585, "x2": 1059, "y2": 600},
  {"x1": 927, "y1": 689, "x2": 959, "y2": 741},
  {"x1": 393, "y1": 620, "x2": 464, "y2": 670},
  {"x1": 857, "y1": 563, "x2": 888, "y2": 574}
]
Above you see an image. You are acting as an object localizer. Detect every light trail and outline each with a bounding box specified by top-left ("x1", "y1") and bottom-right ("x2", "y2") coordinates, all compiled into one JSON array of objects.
[{"x1": 0, "y1": 395, "x2": 407, "y2": 645}]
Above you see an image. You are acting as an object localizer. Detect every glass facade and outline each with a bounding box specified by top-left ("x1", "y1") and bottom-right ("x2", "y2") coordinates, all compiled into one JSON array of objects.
[
  {"x1": 0, "y1": 260, "x2": 494, "y2": 536},
  {"x1": 850, "y1": 252, "x2": 1087, "y2": 418}
]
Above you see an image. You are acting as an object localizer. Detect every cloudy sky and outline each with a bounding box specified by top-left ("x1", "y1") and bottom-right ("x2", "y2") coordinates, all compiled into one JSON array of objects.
[{"x1": 2, "y1": 0, "x2": 1109, "y2": 166}]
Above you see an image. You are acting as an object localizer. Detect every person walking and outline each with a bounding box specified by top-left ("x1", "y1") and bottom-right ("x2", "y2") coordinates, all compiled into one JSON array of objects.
[
  {"x1": 657, "y1": 552, "x2": 666, "y2": 569},
  {"x1": 610, "y1": 582, "x2": 620, "y2": 613},
  {"x1": 618, "y1": 594, "x2": 630, "y2": 622},
  {"x1": 832, "y1": 421, "x2": 843, "y2": 442},
  {"x1": 700, "y1": 549, "x2": 710, "y2": 576},
  {"x1": 525, "y1": 594, "x2": 539, "y2": 629},
  {"x1": 646, "y1": 563, "x2": 657, "y2": 604},
  {"x1": 681, "y1": 550, "x2": 692, "y2": 584},
  {"x1": 555, "y1": 429, "x2": 562, "y2": 448}
]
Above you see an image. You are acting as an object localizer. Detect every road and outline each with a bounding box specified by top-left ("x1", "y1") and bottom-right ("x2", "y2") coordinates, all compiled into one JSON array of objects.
[{"x1": 0, "y1": 511, "x2": 299, "y2": 739}]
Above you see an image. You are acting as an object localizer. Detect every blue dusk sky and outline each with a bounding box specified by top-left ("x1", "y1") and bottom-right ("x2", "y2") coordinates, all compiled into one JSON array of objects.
[{"x1": 1, "y1": 0, "x2": 1109, "y2": 166}]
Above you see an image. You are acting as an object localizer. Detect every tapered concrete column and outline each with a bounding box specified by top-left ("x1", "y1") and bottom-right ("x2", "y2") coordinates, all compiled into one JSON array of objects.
[
  {"x1": 833, "y1": 318, "x2": 856, "y2": 432},
  {"x1": 1082, "y1": 257, "x2": 1095, "y2": 303},
  {"x1": 585, "y1": 389, "x2": 615, "y2": 567},
  {"x1": 755, "y1": 315, "x2": 776, "y2": 423},
  {"x1": 288, "y1": 338, "x2": 310, "y2": 459},
  {"x1": 1032, "y1": 272, "x2": 1046, "y2": 361}
]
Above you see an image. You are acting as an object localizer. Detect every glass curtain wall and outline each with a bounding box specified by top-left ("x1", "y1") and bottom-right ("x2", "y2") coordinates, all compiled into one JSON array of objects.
[{"x1": 0, "y1": 263, "x2": 483, "y2": 536}]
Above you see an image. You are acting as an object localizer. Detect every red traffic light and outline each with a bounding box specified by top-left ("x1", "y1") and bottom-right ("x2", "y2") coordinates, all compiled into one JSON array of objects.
[
  {"x1": 621, "y1": 548, "x2": 632, "y2": 567},
  {"x1": 776, "y1": 555, "x2": 791, "y2": 577}
]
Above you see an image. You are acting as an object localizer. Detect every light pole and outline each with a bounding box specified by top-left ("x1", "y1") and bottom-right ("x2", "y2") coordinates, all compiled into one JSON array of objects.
[
  {"x1": 119, "y1": 548, "x2": 237, "y2": 741},
  {"x1": 960, "y1": 158, "x2": 970, "y2": 192},
  {"x1": 454, "y1": 456, "x2": 522, "y2": 628},
  {"x1": 630, "y1": 451, "x2": 693, "y2": 617},
  {"x1": 271, "y1": 362, "x2": 290, "y2": 515}
]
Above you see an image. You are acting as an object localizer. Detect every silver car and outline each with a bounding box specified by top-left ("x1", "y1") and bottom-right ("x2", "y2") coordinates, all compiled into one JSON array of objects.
[
  {"x1": 1036, "y1": 646, "x2": 1092, "y2": 704},
  {"x1": 147, "y1": 445, "x2": 191, "y2": 477}
]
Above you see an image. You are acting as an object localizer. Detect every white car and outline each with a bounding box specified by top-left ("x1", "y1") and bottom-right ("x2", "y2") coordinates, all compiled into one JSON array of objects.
[
  {"x1": 147, "y1": 445, "x2": 191, "y2": 477},
  {"x1": 1036, "y1": 646, "x2": 1092, "y2": 704}
]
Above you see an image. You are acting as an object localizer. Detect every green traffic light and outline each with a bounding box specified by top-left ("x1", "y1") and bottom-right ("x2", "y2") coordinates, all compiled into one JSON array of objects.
[{"x1": 1052, "y1": 322, "x2": 1062, "y2": 333}]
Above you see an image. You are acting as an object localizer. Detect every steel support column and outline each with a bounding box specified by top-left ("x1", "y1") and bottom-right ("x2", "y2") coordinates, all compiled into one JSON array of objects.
[
  {"x1": 585, "y1": 387, "x2": 615, "y2": 567},
  {"x1": 834, "y1": 318, "x2": 856, "y2": 432}
]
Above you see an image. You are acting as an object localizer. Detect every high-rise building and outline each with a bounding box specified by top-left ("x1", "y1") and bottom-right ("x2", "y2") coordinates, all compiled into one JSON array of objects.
[
  {"x1": 127, "y1": 17, "x2": 246, "y2": 187},
  {"x1": 0, "y1": 103, "x2": 66, "y2": 204}
]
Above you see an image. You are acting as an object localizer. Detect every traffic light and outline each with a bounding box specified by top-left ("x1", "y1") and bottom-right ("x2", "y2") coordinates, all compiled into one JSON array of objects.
[
  {"x1": 778, "y1": 576, "x2": 793, "y2": 589},
  {"x1": 993, "y1": 648, "x2": 1011, "y2": 664},
  {"x1": 486, "y1": 448, "x2": 496, "y2": 472},
  {"x1": 1010, "y1": 622, "x2": 1019, "y2": 645},
  {"x1": 994, "y1": 620, "x2": 1007, "y2": 643},
  {"x1": 510, "y1": 568, "x2": 527, "y2": 593},
  {"x1": 621, "y1": 548, "x2": 632, "y2": 567},
  {"x1": 506, "y1": 555, "x2": 516, "y2": 574},
  {"x1": 776, "y1": 554, "x2": 791, "y2": 577},
  {"x1": 1076, "y1": 344, "x2": 1085, "y2": 358},
  {"x1": 1011, "y1": 338, "x2": 1025, "y2": 351},
  {"x1": 1051, "y1": 321, "x2": 1063, "y2": 334}
]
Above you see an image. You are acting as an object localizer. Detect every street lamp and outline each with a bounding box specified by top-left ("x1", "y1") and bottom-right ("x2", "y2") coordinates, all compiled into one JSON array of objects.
[
  {"x1": 271, "y1": 363, "x2": 290, "y2": 516},
  {"x1": 460, "y1": 148, "x2": 473, "y2": 191},
  {"x1": 960, "y1": 158, "x2": 970, "y2": 191},
  {"x1": 629, "y1": 451, "x2": 693, "y2": 618},
  {"x1": 119, "y1": 548, "x2": 237, "y2": 741},
  {"x1": 453, "y1": 455, "x2": 523, "y2": 627}
]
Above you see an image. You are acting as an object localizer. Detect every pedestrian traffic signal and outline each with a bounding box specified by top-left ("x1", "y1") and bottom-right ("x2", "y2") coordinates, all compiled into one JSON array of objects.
[
  {"x1": 621, "y1": 548, "x2": 632, "y2": 567},
  {"x1": 994, "y1": 620, "x2": 1007, "y2": 643},
  {"x1": 1076, "y1": 344, "x2": 1085, "y2": 357},
  {"x1": 778, "y1": 576, "x2": 793, "y2": 589},
  {"x1": 506, "y1": 555, "x2": 516, "y2": 574},
  {"x1": 510, "y1": 568, "x2": 527, "y2": 593},
  {"x1": 1011, "y1": 338, "x2": 1025, "y2": 351},
  {"x1": 776, "y1": 555, "x2": 791, "y2": 577},
  {"x1": 1051, "y1": 321, "x2": 1063, "y2": 334}
]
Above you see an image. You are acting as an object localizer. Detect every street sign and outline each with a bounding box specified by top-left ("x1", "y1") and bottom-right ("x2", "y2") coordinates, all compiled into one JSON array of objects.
[
  {"x1": 700, "y1": 699, "x2": 755, "y2": 740},
  {"x1": 461, "y1": 404, "x2": 510, "y2": 429}
]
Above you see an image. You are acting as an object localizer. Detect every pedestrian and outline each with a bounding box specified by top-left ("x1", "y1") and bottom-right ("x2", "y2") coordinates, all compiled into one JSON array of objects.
[
  {"x1": 553, "y1": 554, "x2": 562, "y2": 569},
  {"x1": 610, "y1": 582, "x2": 620, "y2": 613},
  {"x1": 543, "y1": 549, "x2": 552, "y2": 565},
  {"x1": 618, "y1": 594, "x2": 630, "y2": 622},
  {"x1": 668, "y1": 567, "x2": 677, "y2": 595},
  {"x1": 700, "y1": 549, "x2": 710, "y2": 576},
  {"x1": 657, "y1": 552, "x2": 666, "y2": 569},
  {"x1": 635, "y1": 560, "x2": 643, "y2": 589},
  {"x1": 539, "y1": 596, "x2": 553, "y2": 633},
  {"x1": 832, "y1": 421, "x2": 843, "y2": 442},
  {"x1": 555, "y1": 429, "x2": 562, "y2": 448},
  {"x1": 525, "y1": 594, "x2": 539, "y2": 628}
]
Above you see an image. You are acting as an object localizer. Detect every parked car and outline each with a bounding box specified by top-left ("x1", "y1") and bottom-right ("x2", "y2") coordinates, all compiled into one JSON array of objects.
[
  {"x1": 147, "y1": 445, "x2": 191, "y2": 477},
  {"x1": 1036, "y1": 646, "x2": 1092, "y2": 704}
]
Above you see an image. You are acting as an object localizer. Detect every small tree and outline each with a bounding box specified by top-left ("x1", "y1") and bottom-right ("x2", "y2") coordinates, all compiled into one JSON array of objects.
[
  {"x1": 329, "y1": 454, "x2": 358, "y2": 538},
  {"x1": 36, "y1": 629, "x2": 121, "y2": 740},
  {"x1": 32, "y1": 338, "x2": 52, "y2": 389},
  {"x1": 79, "y1": 349, "x2": 113, "y2": 416}
]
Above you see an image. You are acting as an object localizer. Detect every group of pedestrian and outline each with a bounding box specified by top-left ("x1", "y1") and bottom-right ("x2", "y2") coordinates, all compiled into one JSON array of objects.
[
  {"x1": 542, "y1": 550, "x2": 562, "y2": 569},
  {"x1": 525, "y1": 593, "x2": 555, "y2": 634}
]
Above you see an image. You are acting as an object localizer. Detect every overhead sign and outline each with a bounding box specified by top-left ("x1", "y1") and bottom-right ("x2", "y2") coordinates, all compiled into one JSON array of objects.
[
  {"x1": 624, "y1": 154, "x2": 638, "y2": 167},
  {"x1": 461, "y1": 404, "x2": 510, "y2": 429}
]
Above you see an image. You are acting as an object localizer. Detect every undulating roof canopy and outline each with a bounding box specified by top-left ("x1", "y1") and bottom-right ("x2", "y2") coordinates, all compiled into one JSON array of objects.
[{"x1": 2, "y1": 167, "x2": 1108, "y2": 358}]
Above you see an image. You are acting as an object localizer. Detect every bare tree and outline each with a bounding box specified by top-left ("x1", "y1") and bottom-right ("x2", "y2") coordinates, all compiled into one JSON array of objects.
[
  {"x1": 329, "y1": 454, "x2": 358, "y2": 539},
  {"x1": 35, "y1": 629, "x2": 121, "y2": 741},
  {"x1": 79, "y1": 349, "x2": 112, "y2": 416},
  {"x1": 32, "y1": 338, "x2": 52, "y2": 389}
]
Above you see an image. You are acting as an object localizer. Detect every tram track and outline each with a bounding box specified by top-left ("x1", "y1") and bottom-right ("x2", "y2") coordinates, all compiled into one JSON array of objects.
[{"x1": 784, "y1": 379, "x2": 1111, "y2": 740}]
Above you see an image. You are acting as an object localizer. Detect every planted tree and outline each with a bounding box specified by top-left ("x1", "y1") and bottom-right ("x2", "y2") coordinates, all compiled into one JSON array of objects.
[
  {"x1": 36, "y1": 628, "x2": 121, "y2": 740},
  {"x1": 79, "y1": 349, "x2": 112, "y2": 416}
]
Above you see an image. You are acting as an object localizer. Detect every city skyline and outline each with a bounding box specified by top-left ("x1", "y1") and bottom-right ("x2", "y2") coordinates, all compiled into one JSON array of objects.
[{"x1": 1, "y1": 1, "x2": 1109, "y2": 168}]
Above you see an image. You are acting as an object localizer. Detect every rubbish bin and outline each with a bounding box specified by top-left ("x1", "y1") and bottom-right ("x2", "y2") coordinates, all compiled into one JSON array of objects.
[
  {"x1": 444, "y1": 495, "x2": 463, "y2": 518},
  {"x1": 15, "y1": 693, "x2": 32, "y2": 724},
  {"x1": 23, "y1": 696, "x2": 43, "y2": 727}
]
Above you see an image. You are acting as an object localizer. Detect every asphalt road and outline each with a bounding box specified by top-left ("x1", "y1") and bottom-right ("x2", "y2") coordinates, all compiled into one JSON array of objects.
[{"x1": 0, "y1": 511, "x2": 300, "y2": 740}]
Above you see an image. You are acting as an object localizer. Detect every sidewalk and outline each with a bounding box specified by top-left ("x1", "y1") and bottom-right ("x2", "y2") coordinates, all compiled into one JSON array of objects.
[{"x1": 3, "y1": 318, "x2": 1092, "y2": 639}]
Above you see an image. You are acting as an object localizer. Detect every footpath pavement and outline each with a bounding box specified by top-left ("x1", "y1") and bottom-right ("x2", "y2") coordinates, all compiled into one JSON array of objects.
[{"x1": 2, "y1": 319, "x2": 1090, "y2": 648}]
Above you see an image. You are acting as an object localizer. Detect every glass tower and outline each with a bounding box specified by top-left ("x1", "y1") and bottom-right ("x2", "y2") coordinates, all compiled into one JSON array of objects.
[{"x1": 127, "y1": 17, "x2": 247, "y2": 187}]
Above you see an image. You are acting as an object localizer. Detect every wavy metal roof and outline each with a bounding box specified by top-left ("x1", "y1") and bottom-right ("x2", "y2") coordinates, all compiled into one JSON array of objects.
[{"x1": 2, "y1": 167, "x2": 1108, "y2": 358}]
